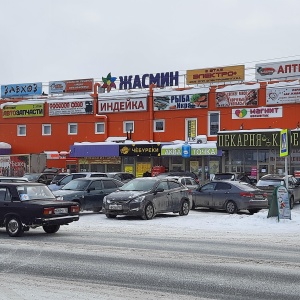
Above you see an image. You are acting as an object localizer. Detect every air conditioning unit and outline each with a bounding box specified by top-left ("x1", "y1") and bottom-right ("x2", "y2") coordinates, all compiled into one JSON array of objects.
[{"x1": 196, "y1": 135, "x2": 207, "y2": 144}]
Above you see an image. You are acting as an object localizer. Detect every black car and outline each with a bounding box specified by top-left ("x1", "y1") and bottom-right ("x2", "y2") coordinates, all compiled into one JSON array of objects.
[
  {"x1": 0, "y1": 182, "x2": 80, "y2": 237},
  {"x1": 212, "y1": 173, "x2": 257, "y2": 186},
  {"x1": 21, "y1": 172, "x2": 57, "y2": 185},
  {"x1": 53, "y1": 177, "x2": 123, "y2": 212},
  {"x1": 102, "y1": 177, "x2": 191, "y2": 220},
  {"x1": 106, "y1": 172, "x2": 135, "y2": 183}
]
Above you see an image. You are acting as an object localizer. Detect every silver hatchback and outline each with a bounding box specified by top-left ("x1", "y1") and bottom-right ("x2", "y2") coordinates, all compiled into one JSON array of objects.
[{"x1": 191, "y1": 181, "x2": 268, "y2": 214}]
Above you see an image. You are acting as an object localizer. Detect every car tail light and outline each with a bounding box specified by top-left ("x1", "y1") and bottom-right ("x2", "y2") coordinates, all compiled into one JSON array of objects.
[
  {"x1": 43, "y1": 207, "x2": 55, "y2": 215},
  {"x1": 70, "y1": 205, "x2": 80, "y2": 213},
  {"x1": 240, "y1": 192, "x2": 255, "y2": 198},
  {"x1": 263, "y1": 193, "x2": 268, "y2": 198}
]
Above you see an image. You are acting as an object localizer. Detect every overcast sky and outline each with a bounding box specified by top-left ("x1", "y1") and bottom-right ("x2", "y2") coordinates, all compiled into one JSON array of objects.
[{"x1": 1, "y1": 0, "x2": 300, "y2": 86}]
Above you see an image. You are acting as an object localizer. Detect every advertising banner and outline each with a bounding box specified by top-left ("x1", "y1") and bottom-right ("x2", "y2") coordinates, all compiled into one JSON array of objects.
[
  {"x1": 2, "y1": 103, "x2": 44, "y2": 118},
  {"x1": 98, "y1": 97, "x2": 147, "y2": 113},
  {"x1": 1, "y1": 82, "x2": 42, "y2": 98},
  {"x1": 232, "y1": 106, "x2": 282, "y2": 119},
  {"x1": 119, "y1": 144, "x2": 161, "y2": 156},
  {"x1": 216, "y1": 89, "x2": 258, "y2": 107},
  {"x1": 48, "y1": 100, "x2": 94, "y2": 116},
  {"x1": 49, "y1": 78, "x2": 94, "y2": 94},
  {"x1": 266, "y1": 82, "x2": 300, "y2": 104},
  {"x1": 153, "y1": 88, "x2": 209, "y2": 110},
  {"x1": 255, "y1": 60, "x2": 300, "y2": 81},
  {"x1": 186, "y1": 65, "x2": 244, "y2": 84}
]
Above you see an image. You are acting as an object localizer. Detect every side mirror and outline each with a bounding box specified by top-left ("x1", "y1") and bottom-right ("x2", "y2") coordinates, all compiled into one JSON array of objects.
[
  {"x1": 88, "y1": 187, "x2": 96, "y2": 192},
  {"x1": 154, "y1": 187, "x2": 164, "y2": 194}
]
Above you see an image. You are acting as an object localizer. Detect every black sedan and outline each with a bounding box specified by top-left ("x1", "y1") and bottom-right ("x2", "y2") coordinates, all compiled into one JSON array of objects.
[
  {"x1": 191, "y1": 181, "x2": 268, "y2": 214},
  {"x1": 102, "y1": 177, "x2": 191, "y2": 220},
  {"x1": 0, "y1": 182, "x2": 80, "y2": 237}
]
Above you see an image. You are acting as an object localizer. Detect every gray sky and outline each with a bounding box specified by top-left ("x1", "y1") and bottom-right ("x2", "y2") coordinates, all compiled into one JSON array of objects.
[{"x1": 1, "y1": 0, "x2": 300, "y2": 86}]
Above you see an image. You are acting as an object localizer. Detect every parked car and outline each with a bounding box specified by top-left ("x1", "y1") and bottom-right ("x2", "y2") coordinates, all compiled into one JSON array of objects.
[
  {"x1": 191, "y1": 181, "x2": 268, "y2": 214},
  {"x1": 50, "y1": 172, "x2": 70, "y2": 184},
  {"x1": 256, "y1": 174, "x2": 300, "y2": 209},
  {"x1": 0, "y1": 176, "x2": 29, "y2": 183},
  {"x1": 22, "y1": 172, "x2": 57, "y2": 185},
  {"x1": 102, "y1": 177, "x2": 191, "y2": 220},
  {"x1": 212, "y1": 173, "x2": 257, "y2": 186},
  {"x1": 53, "y1": 177, "x2": 123, "y2": 212},
  {"x1": 165, "y1": 176, "x2": 199, "y2": 191},
  {"x1": 0, "y1": 182, "x2": 80, "y2": 237},
  {"x1": 106, "y1": 172, "x2": 135, "y2": 183},
  {"x1": 48, "y1": 172, "x2": 108, "y2": 191},
  {"x1": 156, "y1": 171, "x2": 200, "y2": 183}
]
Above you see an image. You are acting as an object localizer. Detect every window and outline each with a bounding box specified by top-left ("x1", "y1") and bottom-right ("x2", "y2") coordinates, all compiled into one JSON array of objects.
[
  {"x1": 95, "y1": 122, "x2": 105, "y2": 134},
  {"x1": 103, "y1": 180, "x2": 118, "y2": 189},
  {"x1": 185, "y1": 118, "x2": 197, "y2": 142},
  {"x1": 154, "y1": 119, "x2": 165, "y2": 132},
  {"x1": 123, "y1": 121, "x2": 134, "y2": 133},
  {"x1": 208, "y1": 112, "x2": 220, "y2": 136},
  {"x1": 68, "y1": 123, "x2": 78, "y2": 135},
  {"x1": 17, "y1": 125, "x2": 26, "y2": 136},
  {"x1": 42, "y1": 124, "x2": 51, "y2": 135}
]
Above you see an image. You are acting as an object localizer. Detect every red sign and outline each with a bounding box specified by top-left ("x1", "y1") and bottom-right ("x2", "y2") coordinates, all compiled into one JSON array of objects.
[{"x1": 65, "y1": 79, "x2": 94, "y2": 93}]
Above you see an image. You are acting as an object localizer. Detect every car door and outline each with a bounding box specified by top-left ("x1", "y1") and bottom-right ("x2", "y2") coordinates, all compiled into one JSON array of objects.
[
  {"x1": 192, "y1": 182, "x2": 216, "y2": 207},
  {"x1": 167, "y1": 180, "x2": 184, "y2": 212},
  {"x1": 290, "y1": 177, "x2": 300, "y2": 201},
  {"x1": 153, "y1": 181, "x2": 171, "y2": 212},
  {"x1": 212, "y1": 182, "x2": 232, "y2": 208},
  {"x1": 83, "y1": 180, "x2": 104, "y2": 210}
]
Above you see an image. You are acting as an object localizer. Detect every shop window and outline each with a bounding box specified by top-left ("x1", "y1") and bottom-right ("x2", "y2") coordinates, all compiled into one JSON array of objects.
[
  {"x1": 123, "y1": 121, "x2": 134, "y2": 133},
  {"x1": 42, "y1": 124, "x2": 51, "y2": 136},
  {"x1": 95, "y1": 122, "x2": 105, "y2": 134},
  {"x1": 17, "y1": 125, "x2": 26, "y2": 136},
  {"x1": 208, "y1": 112, "x2": 220, "y2": 136},
  {"x1": 154, "y1": 119, "x2": 165, "y2": 132},
  {"x1": 185, "y1": 118, "x2": 197, "y2": 142},
  {"x1": 68, "y1": 123, "x2": 78, "y2": 135}
]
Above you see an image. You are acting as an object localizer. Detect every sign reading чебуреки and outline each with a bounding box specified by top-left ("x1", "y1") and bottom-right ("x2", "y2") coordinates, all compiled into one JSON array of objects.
[{"x1": 217, "y1": 130, "x2": 300, "y2": 149}]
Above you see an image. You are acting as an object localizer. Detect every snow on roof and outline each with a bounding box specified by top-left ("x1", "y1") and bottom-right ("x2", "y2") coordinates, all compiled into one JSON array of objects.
[
  {"x1": 266, "y1": 80, "x2": 300, "y2": 88},
  {"x1": 216, "y1": 83, "x2": 260, "y2": 92},
  {"x1": 153, "y1": 86, "x2": 210, "y2": 96}
]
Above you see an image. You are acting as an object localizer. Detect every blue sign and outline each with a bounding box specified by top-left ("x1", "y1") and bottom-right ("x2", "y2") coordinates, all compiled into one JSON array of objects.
[
  {"x1": 1, "y1": 82, "x2": 42, "y2": 98},
  {"x1": 182, "y1": 143, "x2": 191, "y2": 158},
  {"x1": 119, "y1": 71, "x2": 179, "y2": 90}
]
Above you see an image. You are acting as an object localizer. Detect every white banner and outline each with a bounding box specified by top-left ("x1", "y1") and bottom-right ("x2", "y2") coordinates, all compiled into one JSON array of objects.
[
  {"x1": 232, "y1": 106, "x2": 282, "y2": 119},
  {"x1": 255, "y1": 60, "x2": 300, "y2": 80},
  {"x1": 98, "y1": 98, "x2": 147, "y2": 113},
  {"x1": 267, "y1": 84, "x2": 300, "y2": 104},
  {"x1": 48, "y1": 100, "x2": 94, "y2": 116}
]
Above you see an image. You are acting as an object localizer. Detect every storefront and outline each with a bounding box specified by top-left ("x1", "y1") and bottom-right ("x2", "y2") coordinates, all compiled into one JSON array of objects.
[{"x1": 217, "y1": 129, "x2": 300, "y2": 179}]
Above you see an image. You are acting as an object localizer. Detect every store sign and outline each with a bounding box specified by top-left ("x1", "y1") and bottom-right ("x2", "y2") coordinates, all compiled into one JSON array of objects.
[
  {"x1": 161, "y1": 147, "x2": 182, "y2": 156},
  {"x1": 266, "y1": 83, "x2": 300, "y2": 104},
  {"x1": 217, "y1": 131, "x2": 281, "y2": 149},
  {"x1": 232, "y1": 106, "x2": 282, "y2": 119},
  {"x1": 98, "y1": 98, "x2": 147, "y2": 113},
  {"x1": 49, "y1": 78, "x2": 94, "y2": 94},
  {"x1": 1, "y1": 82, "x2": 42, "y2": 98},
  {"x1": 79, "y1": 157, "x2": 121, "y2": 164},
  {"x1": 154, "y1": 89, "x2": 208, "y2": 110},
  {"x1": 118, "y1": 71, "x2": 179, "y2": 90},
  {"x1": 48, "y1": 100, "x2": 94, "y2": 116},
  {"x1": 191, "y1": 147, "x2": 218, "y2": 156},
  {"x1": 216, "y1": 89, "x2": 258, "y2": 107},
  {"x1": 119, "y1": 144, "x2": 161, "y2": 156},
  {"x1": 2, "y1": 103, "x2": 44, "y2": 118},
  {"x1": 255, "y1": 60, "x2": 300, "y2": 80},
  {"x1": 186, "y1": 65, "x2": 244, "y2": 84}
]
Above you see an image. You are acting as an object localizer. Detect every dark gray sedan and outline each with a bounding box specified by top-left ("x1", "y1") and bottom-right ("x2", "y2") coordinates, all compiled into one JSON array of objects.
[
  {"x1": 102, "y1": 177, "x2": 191, "y2": 220},
  {"x1": 53, "y1": 177, "x2": 123, "y2": 212},
  {"x1": 191, "y1": 181, "x2": 268, "y2": 214}
]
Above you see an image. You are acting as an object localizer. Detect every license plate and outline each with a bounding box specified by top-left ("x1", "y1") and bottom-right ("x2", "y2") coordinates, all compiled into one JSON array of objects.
[
  {"x1": 109, "y1": 204, "x2": 122, "y2": 210},
  {"x1": 255, "y1": 195, "x2": 264, "y2": 200},
  {"x1": 54, "y1": 208, "x2": 68, "y2": 214}
]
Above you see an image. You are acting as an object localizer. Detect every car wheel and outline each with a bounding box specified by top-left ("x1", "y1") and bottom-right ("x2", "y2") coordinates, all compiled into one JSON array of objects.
[
  {"x1": 290, "y1": 196, "x2": 294, "y2": 210},
  {"x1": 179, "y1": 200, "x2": 190, "y2": 216},
  {"x1": 225, "y1": 200, "x2": 237, "y2": 214},
  {"x1": 106, "y1": 214, "x2": 117, "y2": 219},
  {"x1": 6, "y1": 216, "x2": 24, "y2": 237},
  {"x1": 248, "y1": 209, "x2": 260, "y2": 215},
  {"x1": 93, "y1": 208, "x2": 101, "y2": 213},
  {"x1": 141, "y1": 203, "x2": 155, "y2": 220},
  {"x1": 43, "y1": 225, "x2": 60, "y2": 234}
]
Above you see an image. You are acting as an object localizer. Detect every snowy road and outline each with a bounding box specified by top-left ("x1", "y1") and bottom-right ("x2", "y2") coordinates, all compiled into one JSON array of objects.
[{"x1": 1, "y1": 208, "x2": 300, "y2": 299}]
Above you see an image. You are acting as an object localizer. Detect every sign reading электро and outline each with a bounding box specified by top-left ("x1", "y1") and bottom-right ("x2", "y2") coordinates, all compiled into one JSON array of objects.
[{"x1": 186, "y1": 65, "x2": 245, "y2": 84}]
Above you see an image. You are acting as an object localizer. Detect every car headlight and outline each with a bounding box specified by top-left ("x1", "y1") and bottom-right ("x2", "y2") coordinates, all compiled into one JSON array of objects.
[
  {"x1": 103, "y1": 196, "x2": 111, "y2": 204},
  {"x1": 56, "y1": 196, "x2": 64, "y2": 201},
  {"x1": 130, "y1": 196, "x2": 145, "y2": 203}
]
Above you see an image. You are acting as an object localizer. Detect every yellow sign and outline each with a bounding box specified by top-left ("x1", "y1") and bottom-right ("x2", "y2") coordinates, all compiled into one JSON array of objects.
[
  {"x1": 2, "y1": 103, "x2": 44, "y2": 118},
  {"x1": 186, "y1": 65, "x2": 245, "y2": 84}
]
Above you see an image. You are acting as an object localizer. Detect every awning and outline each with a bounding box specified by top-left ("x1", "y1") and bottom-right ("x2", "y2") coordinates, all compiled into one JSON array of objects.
[{"x1": 0, "y1": 142, "x2": 12, "y2": 155}]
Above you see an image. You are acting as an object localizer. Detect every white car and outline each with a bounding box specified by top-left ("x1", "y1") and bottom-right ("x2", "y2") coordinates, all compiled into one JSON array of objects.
[{"x1": 0, "y1": 176, "x2": 29, "y2": 183}]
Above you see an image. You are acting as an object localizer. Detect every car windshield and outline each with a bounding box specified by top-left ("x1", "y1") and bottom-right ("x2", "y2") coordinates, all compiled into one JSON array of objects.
[
  {"x1": 17, "y1": 185, "x2": 56, "y2": 201},
  {"x1": 61, "y1": 179, "x2": 90, "y2": 191},
  {"x1": 120, "y1": 179, "x2": 156, "y2": 191},
  {"x1": 22, "y1": 174, "x2": 40, "y2": 181}
]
